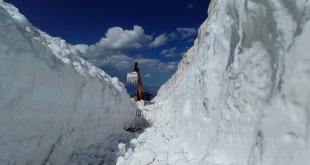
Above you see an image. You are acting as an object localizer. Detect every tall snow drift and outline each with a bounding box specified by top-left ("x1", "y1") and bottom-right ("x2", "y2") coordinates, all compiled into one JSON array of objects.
[
  {"x1": 0, "y1": 1, "x2": 136, "y2": 164},
  {"x1": 155, "y1": 0, "x2": 310, "y2": 164}
]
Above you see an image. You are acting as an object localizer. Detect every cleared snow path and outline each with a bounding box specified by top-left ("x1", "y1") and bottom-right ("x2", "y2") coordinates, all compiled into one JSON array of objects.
[
  {"x1": 116, "y1": 101, "x2": 192, "y2": 165},
  {"x1": 68, "y1": 109, "x2": 151, "y2": 165}
]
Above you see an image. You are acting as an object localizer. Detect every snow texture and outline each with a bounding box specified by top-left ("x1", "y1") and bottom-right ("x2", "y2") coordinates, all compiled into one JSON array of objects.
[
  {"x1": 118, "y1": 0, "x2": 310, "y2": 164},
  {"x1": 0, "y1": 1, "x2": 137, "y2": 164},
  {"x1": 155, "y1": 0, "x2": 310, "y2": 164}
]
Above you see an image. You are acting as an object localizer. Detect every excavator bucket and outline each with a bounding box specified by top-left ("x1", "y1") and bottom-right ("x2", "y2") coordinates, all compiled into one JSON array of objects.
[{"x1": 127, "y1": 71, "x2": 138, "y2": 84}]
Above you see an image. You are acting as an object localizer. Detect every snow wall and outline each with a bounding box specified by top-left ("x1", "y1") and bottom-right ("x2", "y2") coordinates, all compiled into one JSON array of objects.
[
  {"x1": 155, "y1": 0, "x2": 310, "y2": 164},
  {"x1": 0, "y1": 1, "x2": 136, "y2": 164}
]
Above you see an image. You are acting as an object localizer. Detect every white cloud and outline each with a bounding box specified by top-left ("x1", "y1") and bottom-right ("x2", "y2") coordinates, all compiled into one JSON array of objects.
[
  {"x1": 149, "y1": 34, "x2": 168, "y2": 48},
  {"x1": 160, "y1": 47, "x2": 186, "y2": 58},
  {"x1": 144, "y1": 73, "x2": 151, "y2": 78},
  {"x1": 179, "y1": 51, "x2": 187, "y2": 57},
  {"x1": 187, "y1": 38, "x2": 195, "y2": 43},
  {"x1": 83, "y1": 25, "x2": 170, "y2": 62},
  {"x1": 187, "y1": 3, "x2": 195, "y2": 9},
  {"x1": 70, "y1": 44, "x2": 89, "y2": 54},
  {"x1": 166, "y1": 28, "x2": 197, "y2": 41},
  {"x1": 135, "y1": 58, "x2": 178, "y2": 71},
  {"x1": 71, "y1": 25, "x2": 178, "y2": 84},
  {"x1": 86, "y1": 25, "x2": 152, "y2": 59},
  {"x1": 168, "y1": 32, "x2": 178, "y2": 40},
  {"x1": 159, "y1": 61, "x2": 178, "y2": 70},
  {"x1": 98, "y1": 25, "x2": 151, "y2": 50},
  {"x1": 176, "y1": 27, "x2": 197, "y2": 39},
  {"x1": 87, "y1": 54, "x2": 131, "y2": 70},
  {"x1": 168, "y1": 62, "x2": 178, "y2": 70},
  {"x1": 160, "y1": 47, "x2": 178, "y2": 57},
  {"x1": 88, "y1": 53, "x2": 177, "y2": 73}
]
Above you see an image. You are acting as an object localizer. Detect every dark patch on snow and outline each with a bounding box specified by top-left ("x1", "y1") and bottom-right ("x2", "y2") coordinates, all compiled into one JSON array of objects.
[
  {"x1": 125, "y1": 109, "x2": 151, "y2": 133},
  {"x1": 69, "y1": 109, "x2": 151, "y2": 165},
  {"x1": 143, "y1": 101, "x2": 155, "y2": 106},
  {"x1": 42, "y1": 134, "x2": 63, "y2": 165},
  {"x1": 225, "y1": 2, "x2": 241, "y2": 70},
  {"x1": 248, "y1": 130, "x2": 264, "y2": 165}
]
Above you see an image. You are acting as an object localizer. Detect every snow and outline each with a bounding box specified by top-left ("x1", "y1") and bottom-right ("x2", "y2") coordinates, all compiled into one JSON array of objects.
[
  {"x1": 116, "y1": 143, "x2": 127, "y2": 157},
  {"x1": 1, "y1": 0, "x2": 310, "y2": 164},
  {"x1": 0, "y1": 1, "x2": 137, "y2": 164},
  {"x1": 130, "y1": 149, "x2": 156, "y2": 164},
  {"x1": 117, "y1": 0, "x2": 310, "y2": 164}
]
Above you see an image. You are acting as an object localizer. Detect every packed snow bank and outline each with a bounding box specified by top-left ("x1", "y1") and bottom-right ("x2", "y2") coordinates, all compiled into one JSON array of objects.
[
  {"x1": 155, "y1": 0, "x2": 310, "y2": 164},
  {"x1": 0, "y1": 1, "x2": 136, "y2": 164}
]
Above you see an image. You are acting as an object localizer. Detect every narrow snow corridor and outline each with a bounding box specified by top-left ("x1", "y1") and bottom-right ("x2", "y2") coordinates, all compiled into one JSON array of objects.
[
  {"x1": 1, "y1": 0, "x2": 310, "y2": 164},
  {"x1": 116, "y1": 101, "x2": 191, "y2": 165}
]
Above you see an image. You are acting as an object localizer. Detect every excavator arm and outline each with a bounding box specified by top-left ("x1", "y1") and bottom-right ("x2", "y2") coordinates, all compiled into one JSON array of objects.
[{"x1": 127, "y1": 62, "x2": 143, "y2": 101}]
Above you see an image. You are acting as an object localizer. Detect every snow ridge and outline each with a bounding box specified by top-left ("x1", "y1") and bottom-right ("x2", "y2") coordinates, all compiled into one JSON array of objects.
[
  {"x1": 0, "y1": 1, "x2": 136, "y2": 164},
  {"x1": 154, "y1": 0, "x2": 310, "y2": 164}
]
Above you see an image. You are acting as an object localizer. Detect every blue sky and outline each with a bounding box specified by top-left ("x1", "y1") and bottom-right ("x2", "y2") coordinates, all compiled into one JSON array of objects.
[{"x1": 6, "y1": 0, "x2": 211, "y2": 90}]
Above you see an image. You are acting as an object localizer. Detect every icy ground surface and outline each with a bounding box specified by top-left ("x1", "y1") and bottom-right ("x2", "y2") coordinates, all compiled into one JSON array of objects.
[
  {"x1": 116, "y1": 101, "x2": 190, "y2": 165},
  {"x1": 69, "y1": 113, "x2": 151, "y2": 165}
]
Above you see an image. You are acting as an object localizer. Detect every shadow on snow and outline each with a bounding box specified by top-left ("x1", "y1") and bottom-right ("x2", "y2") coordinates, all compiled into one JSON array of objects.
[{"x1": 69, "y1": 108, "x2": 151, "y2": 165}]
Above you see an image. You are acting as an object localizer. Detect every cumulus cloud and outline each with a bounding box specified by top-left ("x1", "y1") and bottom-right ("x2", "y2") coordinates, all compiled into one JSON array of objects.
[
  {"x1": 135, "y1": 58, "x2": 178, "y2": 71},
  {"x1": 86, "y1": 25, "x2": 152, "y2": 59},
  {"x1": 162, "y1": 61, "x2": 178, "y2": 70},
  {"x1": 88, "y1": 54, "x2": 132, "y2": 70},
  {"x1": 160, "y1": 47, "x2": 187, "y2": 58},
  {"x1": 70, "y1": 44, "x2": 89, "y2": 54},
  {"x1": 98, "y1": 25, "x2": 152, "y2": 50},
  {"x1": 160, "y1": 47, "x2": 178, "y2": 57},
  {"x1": 71, "y1": 25, "x2": 178, "y2": 86},
  {"x1": 166, "y1": 28, "x2": 197, "y2": 41},
  {"x1": 176, "y1": 27, "x2": 197, "y2": 39},
  {"x1": 144, "y1": 73, "x2": 151, "y2": 78},
  {"x1": 149, "y1": 34, "x2": 168, "y2": 48},
  {"x1": 83, "y1": 25, "x2": 169, "y2": 63},
  {"x1": 87, "y1": 52, "x2": 177, "y2": 73}
]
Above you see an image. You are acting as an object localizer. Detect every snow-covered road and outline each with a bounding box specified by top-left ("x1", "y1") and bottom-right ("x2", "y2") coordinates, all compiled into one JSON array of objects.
[{"x1": 116, "y1": 101, "x2": 193, "y2": 165}]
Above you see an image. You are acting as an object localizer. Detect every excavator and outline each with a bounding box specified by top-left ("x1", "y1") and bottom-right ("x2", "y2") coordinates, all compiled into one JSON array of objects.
[{"x1": 127, "y1": 62, "x2": 143, "y2": 101}]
